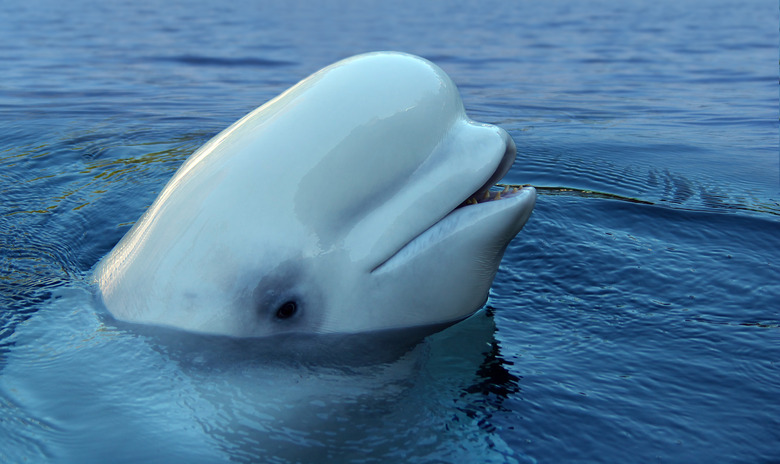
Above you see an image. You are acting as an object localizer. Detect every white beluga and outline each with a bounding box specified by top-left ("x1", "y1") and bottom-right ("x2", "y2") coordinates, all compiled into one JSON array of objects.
[{"x1": 94, "y1": 51, "x2": 536, "y2": 339}]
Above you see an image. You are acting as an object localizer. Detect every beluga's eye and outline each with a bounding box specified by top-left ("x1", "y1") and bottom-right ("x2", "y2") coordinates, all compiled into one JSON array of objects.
[{"x1": 276, "y1": 301, "x2": 297, "y2": 319}]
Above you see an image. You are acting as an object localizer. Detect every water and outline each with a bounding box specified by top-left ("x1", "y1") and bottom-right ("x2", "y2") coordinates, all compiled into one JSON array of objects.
[{"x1": 1, "y1": 0, "x2": 778, "y2": 462}]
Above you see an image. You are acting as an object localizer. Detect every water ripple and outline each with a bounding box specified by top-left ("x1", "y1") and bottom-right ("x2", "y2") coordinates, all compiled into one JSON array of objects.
[{"x1": 149, "y1": 55, "x2": 296, "y2": 68}]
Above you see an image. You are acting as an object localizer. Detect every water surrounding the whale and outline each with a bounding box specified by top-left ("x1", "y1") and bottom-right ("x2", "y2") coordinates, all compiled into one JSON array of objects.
[{"x1": 1, "y1": 0, "x2": 777, "y2": 462}]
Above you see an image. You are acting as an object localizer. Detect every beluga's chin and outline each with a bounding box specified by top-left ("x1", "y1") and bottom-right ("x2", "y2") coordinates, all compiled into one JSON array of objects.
[{"x1": 94, "y1": 51, "x2": 536, "y2": 339}]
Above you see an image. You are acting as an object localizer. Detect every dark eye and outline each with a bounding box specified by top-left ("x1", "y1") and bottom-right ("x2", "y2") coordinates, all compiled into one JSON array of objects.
[{"x1": 276, "y1": 301, "x2": 297, "y2": 319}]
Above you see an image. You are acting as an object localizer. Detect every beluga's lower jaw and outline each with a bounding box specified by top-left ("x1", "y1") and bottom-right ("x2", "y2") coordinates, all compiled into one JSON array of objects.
[{"x1": 94, "y1": 51, "x2": 536, "y2": 340}]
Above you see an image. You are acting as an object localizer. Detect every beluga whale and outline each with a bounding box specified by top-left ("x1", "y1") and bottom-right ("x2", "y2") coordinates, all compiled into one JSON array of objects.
[{"x1": 94, "y1": 51, "x2": 536, "y2": 340}]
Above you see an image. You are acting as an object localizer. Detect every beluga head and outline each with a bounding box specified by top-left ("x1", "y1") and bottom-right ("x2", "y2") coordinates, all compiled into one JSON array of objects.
[{"x1": 94, "y1": 51, "x2": 535, "y2": 340}]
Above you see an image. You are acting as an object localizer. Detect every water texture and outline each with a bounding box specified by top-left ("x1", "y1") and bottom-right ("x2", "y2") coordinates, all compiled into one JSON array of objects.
[{"x1": 1, "y1": 1, "x2": 778, "y2": 462}]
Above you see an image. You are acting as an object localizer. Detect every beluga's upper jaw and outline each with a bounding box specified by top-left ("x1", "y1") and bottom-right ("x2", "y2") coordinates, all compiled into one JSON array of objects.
[{"x1": 94, "y1": 51, "x2": 535, "y2": 339}]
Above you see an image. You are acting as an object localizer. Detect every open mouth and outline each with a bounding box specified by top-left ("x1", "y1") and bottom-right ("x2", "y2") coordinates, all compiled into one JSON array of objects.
[
  {"x1": 458, "y1": 183, "x2": 532, "y2": 209},
  {"x1": 370, "y1": 131, "x2": 534, "y2": 274}
]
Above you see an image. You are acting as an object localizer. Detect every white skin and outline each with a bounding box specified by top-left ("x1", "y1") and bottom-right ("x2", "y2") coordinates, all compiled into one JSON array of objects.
[{"x1": 94, "y1": 52, "x2": 536, "y2": 338}]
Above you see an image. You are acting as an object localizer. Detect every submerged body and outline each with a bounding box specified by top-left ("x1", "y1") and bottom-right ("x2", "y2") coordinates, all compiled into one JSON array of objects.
[{"x1": 94, "y1": 52, "x2": 535, "y2": 338}]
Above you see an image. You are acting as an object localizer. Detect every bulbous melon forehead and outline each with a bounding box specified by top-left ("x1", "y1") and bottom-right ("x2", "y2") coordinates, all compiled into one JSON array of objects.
[
  {"x1": 222, "y1": 52, "x2": 467, "y2": 174},
  {"x1": 289, "y1": 51, "x2": 465, "y2": 126},
  {"x1": 182, "y1": 52, "x2": 473, "y2": 245}
]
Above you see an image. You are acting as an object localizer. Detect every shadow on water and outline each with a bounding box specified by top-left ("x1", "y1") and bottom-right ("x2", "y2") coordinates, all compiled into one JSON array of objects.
[{"x1": 1, "y1": 282, "x2": 532, "y2": 463}]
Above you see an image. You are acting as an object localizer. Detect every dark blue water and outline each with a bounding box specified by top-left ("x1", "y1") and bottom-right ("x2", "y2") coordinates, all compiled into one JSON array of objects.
[{"x1": 1, "y1": 1, "x2": 778, "y2": 462}]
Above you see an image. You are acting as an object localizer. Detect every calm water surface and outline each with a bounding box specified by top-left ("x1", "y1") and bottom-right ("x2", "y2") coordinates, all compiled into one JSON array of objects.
[{"x1": 1, "y1": 1, "x2": 778, "y2": 463}]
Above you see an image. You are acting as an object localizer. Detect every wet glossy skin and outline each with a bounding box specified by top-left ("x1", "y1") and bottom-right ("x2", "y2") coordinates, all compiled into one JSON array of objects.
[{"x1": 94, "y1": 52, "x2": 536, "y2": 337}]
